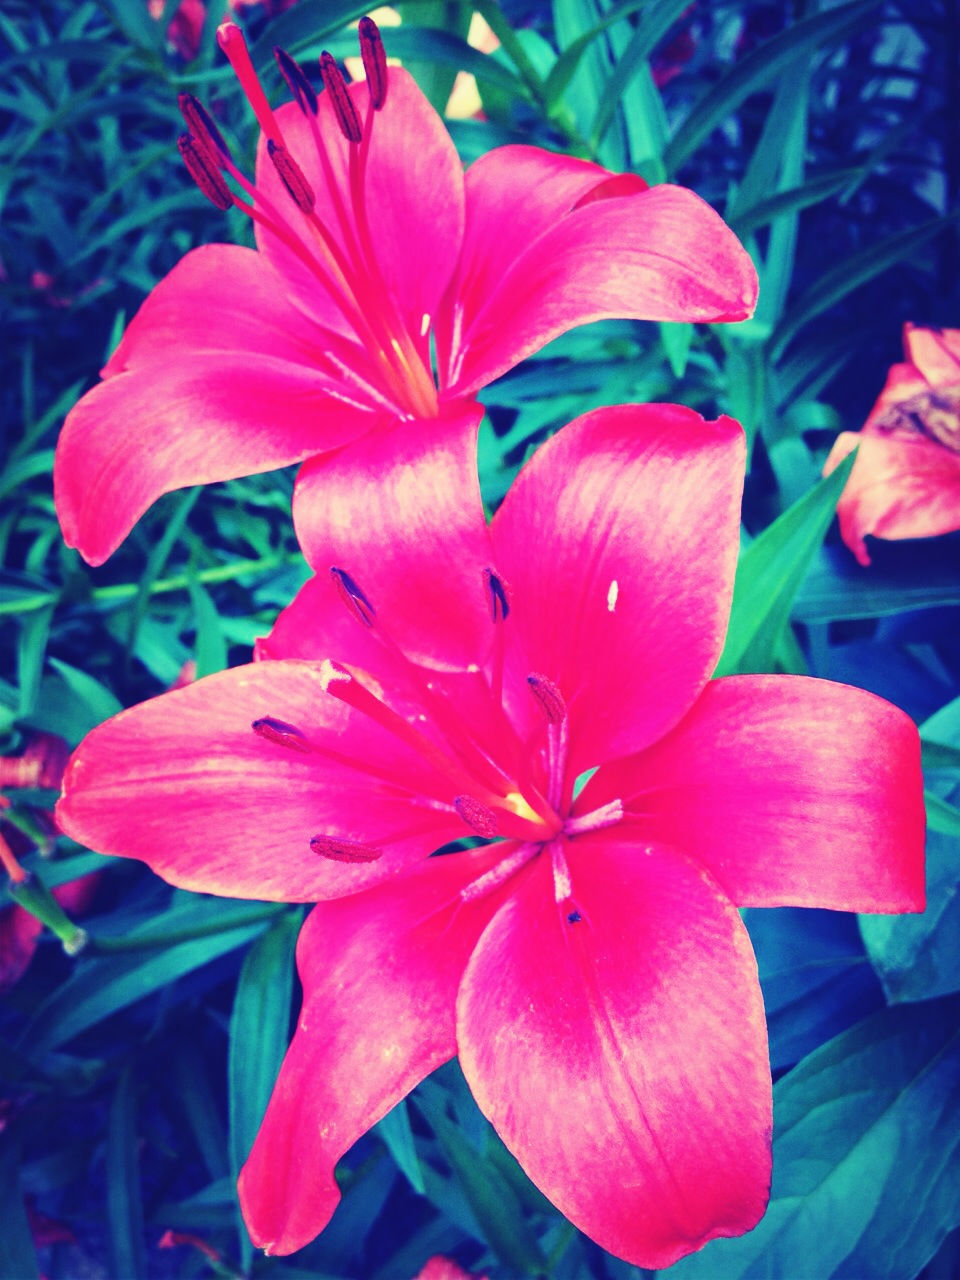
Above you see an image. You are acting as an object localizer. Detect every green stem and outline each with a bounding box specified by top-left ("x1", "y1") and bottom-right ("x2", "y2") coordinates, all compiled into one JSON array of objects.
[{"x1": 0, "y1": 551, "x2": 303, "y2": 618}]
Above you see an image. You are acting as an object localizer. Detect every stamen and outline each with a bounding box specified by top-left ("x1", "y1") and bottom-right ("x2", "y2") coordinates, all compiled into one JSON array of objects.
[
  {"x1": 178, "y1": 133, "x2": 233, "y2": 211},
  {"x1": 483, "y1": 568, "x2": 510, "y2": 622},
  {"x1": 459, "y1": 843, "x2": 539, "y2": 903},
  {"x1": 267, "y1": 140, "x2": 316, "y2": 213},
  {"x1": 358, "y1": 16, "x2": 388, "y2": 110},
  {"x1": 251, "y1": 716, "x2": 311, "y2": 753},
  {"x1": 319, "y1": 51, "x2": 362, "y2": 144},
  {"x1": 454, "y1": 795, "x2": 499, "y2": 838},
  {"x1": 563, "y1": 798, "x2": 623, "y2": 837},
  {"x1": 526, "y1": 673, "x2": 566, "y2": 724},
  {"x1": 310, "y1": 833, "x2": 383, "y2": 862},
  {"x1": 274, "y1": 47, "x2": 318, "y2": 116},
  {"x1": 177, "y1": 93, "x2": 232, "y2": 162},
  {"x1": 330, "y1": 566, "x2": 376, "y2": 626}
]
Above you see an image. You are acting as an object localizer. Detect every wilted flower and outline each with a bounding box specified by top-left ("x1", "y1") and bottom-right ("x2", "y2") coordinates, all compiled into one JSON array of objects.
[
  {"x1": 57, "y1": 404, "x2": 923, "y2": 1267},
  {"x1": 825, "y1": 322, "x2": 960, "y2": 564}
]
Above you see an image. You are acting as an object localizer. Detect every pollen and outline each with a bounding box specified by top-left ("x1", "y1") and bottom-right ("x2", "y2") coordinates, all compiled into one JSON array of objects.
[{"x1": 607, "y1": 579, "x2": 619, "y2": 612}]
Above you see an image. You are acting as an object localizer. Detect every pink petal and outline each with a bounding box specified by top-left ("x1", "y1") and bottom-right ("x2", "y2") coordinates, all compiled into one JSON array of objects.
[
  {"x1": 56, "y1": 662, "x2": 464, "y2": 901},
  {"x1": 456, "y1": 844, "x2": 771, "y2": 1269},
  {"x1": 292, "y1": 402, "x2": 493, "y2": 668},
  {"x1": 442, "y1": 183, "x2": 758, "y2": 398},
  {"x1": 490, "y1": 404, "x2": 745, "y2": 776},
  {"x1": 239, "y1": 848, "x2": 514, "y2": 1256},
  {"x1": 825, "y1": 431, "x2": 960, "y2": 566},
  {"x1": 577, "y1": 675, "x2": 925, "y2": 912},
  {"x1": 902, "y1": 322, "x2": 960, "y2": 384},
  {"x1": 101, "y1": 245, "x2": 328, "y2": 376},
  {"x1": 255, "y1": 71, "x2": 464, "y2": 348},
  {"x1": 434, "y1": 146, "x2": 628, "y2": 383}
]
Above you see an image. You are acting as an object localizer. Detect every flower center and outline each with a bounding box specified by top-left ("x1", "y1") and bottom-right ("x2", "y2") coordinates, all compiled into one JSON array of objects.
[
  {"x1": 177, "y1": 17, "x2": 439, "y2": 421},
  {"x1": 872, "y1": 384, "x2": 960, "y2": 453},
  {"x1": 251, "y1": 566, "x2": 624, "y2": 906}
]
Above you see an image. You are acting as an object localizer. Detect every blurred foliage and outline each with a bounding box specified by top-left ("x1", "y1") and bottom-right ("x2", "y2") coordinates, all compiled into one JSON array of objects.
[{"x1": 1, "y1": 0, "x2": 960, "y2": 1276}]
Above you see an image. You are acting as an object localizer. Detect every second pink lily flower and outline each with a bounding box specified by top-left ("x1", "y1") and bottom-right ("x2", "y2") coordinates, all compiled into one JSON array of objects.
[{"x1": 54, "y1": 19, "x2": 757, "y2": 565}]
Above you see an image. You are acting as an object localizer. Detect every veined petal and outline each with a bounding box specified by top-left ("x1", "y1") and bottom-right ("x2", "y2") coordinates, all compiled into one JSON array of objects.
[
  {"x1": 292, "y1": 402, "x2": 493, "y2": 668},
  {"x1": 902, "y1": 322, "x2": 960, "y2": 384},
  {"x1": 577, "y1": 675, "x2": 925, "y2": 912},
  {"x1": 825, "y1": 431, "x2": 960, "y2": 565},
  {"x1": 56, "y1": 661, "x2": 463, "y2": 901},
  {"x1": 443, "y1": 183, "x2": 758, "y2": 398},
  {"x1": 255, "y1": 71, "x2": 464, "y2": 345},
  {"x1": 457, "y1": 844, "x2": 771, "y2": 1270},
  {"x1": 491, "y1": 404, "x2": 744, "y2": 776},
  {"x1": 239, "y1": 847, "x2": 514, "y2": 1256},
  {"x1": 100, "y1": 245, "x2": 331, "y2": 376},
  {"x1": 55, "y1": 351, "x2": 389, "y2": 566},
  {"x1": 435, "y1": 146, "x2": 636, "y2": 384}
]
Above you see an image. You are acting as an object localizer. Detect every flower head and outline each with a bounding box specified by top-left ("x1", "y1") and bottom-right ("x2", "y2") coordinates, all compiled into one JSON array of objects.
[
  {"x1": 54, "y1": 18, "x2": 757, "y2": 566},
  {"x1": 825, "y1": 322, "x2": 960, "y2": 564},
  {"x1": 57, "y1": 403, "x2": 923, "y2": 1266}
]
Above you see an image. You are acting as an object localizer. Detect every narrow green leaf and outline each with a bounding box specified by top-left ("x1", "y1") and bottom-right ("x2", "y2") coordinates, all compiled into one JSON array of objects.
[
  {"x1": 771, "y1": 214, "x2": 960, "y2": 359},
  {"x1": 730, "y1": 169, "x2": 865, "y2": 237},
  {"x1": 589, "y1": 0, "x2": 688, "y2": 148},
  {"x1": 187, "y1": 576, "x2": 228, "y2": 679},
  {"x1": 716, "y1": 453, "x2": 856, "y2": 675},
  {"x1": 47, "y1": 656, "x2": 123, "y2": 723},
  {"x1": 0, "y1": 1136, "x2": 39, "y2": 1280},
  {"x1": 792, "y1": 546, "x2": 960, "y2": 622},
  {"x1": 229, "y1": 911, "x2": 300, "y2": 1262},
  {"x1": 415, "y1": 1096, "x2": 547, "y2": 1274},
  {"x1": 664, "y1": 0, "x2": 878, "y2": 173},
  {"x1": 542, "y1": 0, "x2": 648, "y2": 112},
  {"x1": 376, "y1": 1098, "x2": 425, "y2": 1195},
  {"x1": 926, "y1": 791, "x2": 960, "y2": 838},
  {"x1": 659, "y1": 321, "x2": 693, "y2": 378},
  {"x1": 107, "y1": 1070, "x2": 147, "y2": 1280},
  {"x1": 22, "y1": 907, "x2": 275, "y2": 1053}
]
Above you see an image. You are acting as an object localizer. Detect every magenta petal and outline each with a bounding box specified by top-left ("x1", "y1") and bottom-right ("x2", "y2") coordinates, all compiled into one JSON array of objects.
[
  {"x1": 255, "y1": 71, "x2": 464, "y2": 344},
  {"x1": 239, "y1": 848, "x2": 511, "y2": 1256},
  {"x1": 491, "y1": 404, "x2": 745, "y2": 775},
  {"x1": 56, "y1": 662, "x2": 463, "y2": 901},
  {"x1": 292, "y1": 402, "x2": 493, "y2": 668},
  {"x1": 54, "y1": 354, "x2": 388, "y2": 566},
  {"x1": 578, "y1": 675, "x2": 925, "y2": 912},
  {"x1": 444, "y1": 183, "x2": 758, "y2": 398},
  {"x1": 457, "y1": 845, "x2": 771, "y2": 1269}
]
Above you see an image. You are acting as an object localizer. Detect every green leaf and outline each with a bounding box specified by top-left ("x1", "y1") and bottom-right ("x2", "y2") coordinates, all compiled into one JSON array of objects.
[
  {"x1": 107, "y1": 1070, "x2": 147, "y2": 1280},
  {"x1": 0, "y1": 1136, "x2": 39, "y2": 1280},
  {"x1": 415, "y1": 1094, "x2": 548, "y2": 1274},
  {"x1": 588, "y1": 0, "x2": 687, "y2": 151},
  {"x1": 792, "y1": 546, "x2": 960, "y2": 622},
  {"x1": 716, "y1": 453, "x2": 856, "y2": 675},
  {"x1": 771, "y1": 213, "x2": 959, "y2": 359},
  {"x1": 659, "y1": 321, "x2": 693, "y2": 379},
  {"x1": 376, "y1": 1098, "x2": 426, "y2": 1195},
  {"x1": 860, "y1": 829, "x2": 960, "y2": 1003},
  {"x1": 664, "y1": 999, "x2": 960, "y2": 1280},
  {"x1": 229, "y1": 911, "x2": 300, "y2": 1264},
  {"x1": 664, "y1": 0, "x2": 879, "y2": 174},
  {"x1": 21, "y1": 903, "x2": 277, "y2": 1054},
  {"x1": 46, "y1": 657, "x2": 123, "y2": 723},
  {"x1": 730, "y1": 168, "x2": 865, "y2": 237},
  {"x1": 187, "y1": 575, "x2": 228, "y2": 679},
  {"x1": 926, "y1": 791, "x2": 960, "y2": 839}
]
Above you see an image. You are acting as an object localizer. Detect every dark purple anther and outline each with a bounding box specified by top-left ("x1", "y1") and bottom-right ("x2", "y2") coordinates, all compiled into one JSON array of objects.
[
  {"x1": 267, "y1": 140, "x2": 316, "y2": 213},
  {"x1": 177, "y1": 93, "x2": 233, "y2": 162},
  {"x1": 274, "y1": 47, "x2": 318, "y2": 115},
  {"x1": 178, "y1": 133, "x2": 232, "y2": 211},
  {"x1": 251, "y1": 716, "x2": 311, "y2": 752},
  {"x1": 527, "y1": 673, "x2": 567, "y2": 725},
  {"x1": 483, "y1": 568, "x2": 510, "y2": 622},
  {"x1": 311, "y1": 834, "x2": 383, "y2": 862},
  {"x1": 358, "y1": 16, "x2": 388, "y2": 110},
  {"x1": 454, "y1": 794, "x2": 499, "y2": 838},
  {"x1": 319, "y1": 51, "x2": 362, "y2": 144},
  {"x1": 330, "y1": 567, "x2": 376, "y2": 626}
]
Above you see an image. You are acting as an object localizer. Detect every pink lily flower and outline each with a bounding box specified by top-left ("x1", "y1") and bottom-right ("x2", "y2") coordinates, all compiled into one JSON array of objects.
[
  {"x1": 825, "y1": 322, "x2": 960, "y2": 564},
  {"x1": 56, "y1": 403, "x2": 923, "y2": 1265},
  {"x1": 53, "y1": 18, "x2": 757, "y2": 566}
]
